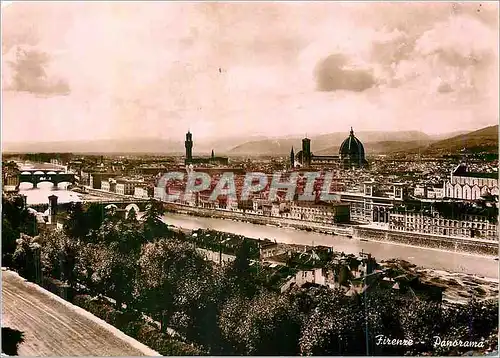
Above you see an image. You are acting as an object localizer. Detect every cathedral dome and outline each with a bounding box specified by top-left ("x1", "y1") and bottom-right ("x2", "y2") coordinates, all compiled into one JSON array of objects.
[{"x1": 339, "y1": 127, "x2": 365, "y2": 159}]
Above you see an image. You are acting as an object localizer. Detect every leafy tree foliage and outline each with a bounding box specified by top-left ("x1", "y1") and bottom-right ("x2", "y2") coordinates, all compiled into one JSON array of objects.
[
  {"x1": 141, "y1": 199, "x2": 169, "y2": 240},
  {"x1": 92, "y1": 218, "x2": 143, "y2": 254},
  {"x1": 63, "y1": 202, "x2": 88, "y2": 239},
  {"x1": 88, "y1": 242, "x2": 138, "y2": 309},
  {"x1": 85, "y1": 203, "x2": 107, "y2": 231},
  {"x1": 12, "y1": 234, "x2": 42, "y2": 283},
  {"x1": 135, "y1": 239, "x2": 211, "y2": 333},
  {"x1": 219, "y1": 291, "x2": 302, "y2": 355},
  {"x1": 4, "y1": 196, "x2": 498, "y2": 356},
  {"x1": 39, "y1": 231, "x2": 78, "y2": 287},
  {"x1": 126, "y1": 207, "x2": 138, "y2": 222},
  {"x1": 224, "y1": 239, "x2": 259, "y2": 298},
  {"x1": 2, "y1": 195, "x2": 37, "y2": 266}
]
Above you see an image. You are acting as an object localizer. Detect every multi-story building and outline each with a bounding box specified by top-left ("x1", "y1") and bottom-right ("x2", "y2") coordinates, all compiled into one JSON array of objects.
[
  {"x1": 89, "y1": 173, "x2": 116, "y2": 189},
  {"x1": 134, "y1": 186, "x2": 149, "y2": 199},
  {"x1": 287, "y1": 201, "x2": 350, "y2": 224},
  {"x1": 101, "y1": 178, "x2": 117, "y2": 192},
  {"x1": 335, "y1": 181, "x2": 406, "y2": 224},
  {"x1": 389, "y1": 205, "x2": 498, "y2": 240},
  {"x1": 115, "y1": 178, "x2": 145, "y2": 196},
  {"x1": 414, "y1": 185, "x2": 444, "y2": 199},
  {"x1": 443, "y1": 164, "x2": 498, "y2": 200}
]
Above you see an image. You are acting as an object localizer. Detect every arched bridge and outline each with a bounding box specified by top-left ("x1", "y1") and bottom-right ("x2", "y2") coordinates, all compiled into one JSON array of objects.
[
  {"x1": 84, "y1": 199, "x2": 150, "y2": 213},
  {"x1": 18, "y1": 169, "x2": 76, "y2": 188}
]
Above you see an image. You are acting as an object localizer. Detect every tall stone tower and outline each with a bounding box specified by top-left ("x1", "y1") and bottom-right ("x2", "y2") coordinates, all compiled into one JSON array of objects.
[
  {"x1": 185, "y1": 131, "x2": 193, "y2": 164},
  {"x1": 290, "y1": 147, "x2": 295, "y2": 168},
  {"x1": 48, "y1": 194, "x2": 58, "y2": 225},
  {"x1": 302, "y1": 137, "x2": 311, "y2": 167}
]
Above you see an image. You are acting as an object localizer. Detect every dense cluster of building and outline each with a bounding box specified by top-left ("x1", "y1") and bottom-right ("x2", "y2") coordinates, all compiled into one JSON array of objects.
[{"x1": 4, "y1": 127, "x2": 498, "y2": 243}]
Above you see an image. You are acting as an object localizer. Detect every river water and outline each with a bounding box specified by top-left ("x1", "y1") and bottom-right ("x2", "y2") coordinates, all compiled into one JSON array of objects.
[
  {"x1": 162, "y1": 212, "x2": 499, "y2": 279},
  {"x1": 18, "y1": 188, "x2": 498, "y2": 278},
  {"x1": 18, "y1": 185, "x2": 81, "y2": 205}
]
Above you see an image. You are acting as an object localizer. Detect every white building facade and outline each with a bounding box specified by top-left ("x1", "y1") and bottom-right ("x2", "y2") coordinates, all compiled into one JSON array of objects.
[{"x1": 443, "y1": 164, "x2": 498, "y2": 200}]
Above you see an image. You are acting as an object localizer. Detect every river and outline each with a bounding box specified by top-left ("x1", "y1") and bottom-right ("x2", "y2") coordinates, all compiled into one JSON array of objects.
[
  {"x1": 162, "y1": 212, "x2": 499, "y2": 279},
  {"x1": 17, "y1": 188, "x2": 498, "y2": 278},
  {"x1": 18, "y1": 185, "x2": 81, "y2": 205}
]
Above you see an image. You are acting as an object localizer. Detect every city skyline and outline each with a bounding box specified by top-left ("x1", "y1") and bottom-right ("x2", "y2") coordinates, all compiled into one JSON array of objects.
[{"x1": 2, "y1": 2, "x2": 499, "y2": 143}]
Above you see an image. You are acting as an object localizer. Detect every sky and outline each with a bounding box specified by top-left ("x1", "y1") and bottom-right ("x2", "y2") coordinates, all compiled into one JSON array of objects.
[{"x1": 2, "y1": 2, "x2": 499, "y2": 143}]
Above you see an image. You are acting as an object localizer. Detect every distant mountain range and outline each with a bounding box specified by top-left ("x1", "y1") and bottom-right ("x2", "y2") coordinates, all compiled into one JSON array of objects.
[
  {"x1": 2, "y1": 135, "x2": 266, "y2": 155},
  {"x1": 3, "y1": 126, "x2": 497, "y2": 156},
  {"x1": 420, "y1": 125, "x2": 499, "y2": 154},
  {"x1": 228, "y1": 127, "x2": 497, "y2": 156}
]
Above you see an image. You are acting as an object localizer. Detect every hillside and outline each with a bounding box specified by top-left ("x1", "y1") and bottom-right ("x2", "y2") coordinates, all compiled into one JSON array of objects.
[
  {"x1": 422, "y1": 125, "x2": 498, "y2": 154},
  {"x1": 4, "y1": 128, "x2": 488, "y2": 156},
  {"x1": 229, "y1": 131, "x2": 433, "y2": 155},
  {"x1": 316, "y1": 140, "x2": 434, "y2": 156}
]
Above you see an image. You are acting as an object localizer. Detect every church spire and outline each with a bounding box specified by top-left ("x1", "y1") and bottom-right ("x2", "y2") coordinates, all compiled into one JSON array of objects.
[
  {"x1": 350, "y1": 127, "x2": 354, "y2": 136},
  {"x1": 290, "y1": 146, "x2": 295, "y2": 168}
]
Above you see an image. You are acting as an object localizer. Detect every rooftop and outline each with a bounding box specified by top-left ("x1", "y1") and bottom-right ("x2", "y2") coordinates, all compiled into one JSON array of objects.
[{"x1": 453, "y1": 164, "x2": 498, "y2": 179}]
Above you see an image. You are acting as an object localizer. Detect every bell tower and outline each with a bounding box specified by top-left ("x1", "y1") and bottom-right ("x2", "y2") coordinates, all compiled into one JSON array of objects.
[
  {"x1": 185, "y1": 131, "x2": 193, "y2": 164},
  {"x1": 302, "y1": 137, "x2": 311, "y2": 167}
]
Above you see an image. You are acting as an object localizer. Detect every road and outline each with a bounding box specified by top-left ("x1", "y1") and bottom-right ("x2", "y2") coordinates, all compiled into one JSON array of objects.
[{"x1": 2, "y1": 270, "x2": 158, "y2": 356}]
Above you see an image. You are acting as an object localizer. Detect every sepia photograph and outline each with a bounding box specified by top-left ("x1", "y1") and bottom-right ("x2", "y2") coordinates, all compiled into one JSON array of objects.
[{"x1": 1, "y1": 1, "x2": 499, "y2": 356}]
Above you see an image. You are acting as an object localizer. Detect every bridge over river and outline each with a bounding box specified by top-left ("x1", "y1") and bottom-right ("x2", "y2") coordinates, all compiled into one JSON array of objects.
[{"x1": 17, "y1": 167, "x2": 76, "y2": 189}]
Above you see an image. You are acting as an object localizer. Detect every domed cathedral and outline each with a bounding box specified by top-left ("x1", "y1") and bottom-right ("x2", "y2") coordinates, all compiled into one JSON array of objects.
[
  {"x1": 339, "y1": 127, "x2": 368, "y2": 169},
  {"x1": 292, "y1": 127, "x2": 368, "y2": 169}
]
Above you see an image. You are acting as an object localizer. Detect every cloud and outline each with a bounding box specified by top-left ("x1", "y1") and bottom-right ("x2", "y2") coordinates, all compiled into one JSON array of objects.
[
  {"x1": 314, "y1": 54, "x2": 376, "y2": 92},
  {"x1": 1, "y1": 2, "x2": 498, "y2": 142},
  {"x1": 5, "y1": 46, "x2": 70, "y2": 96}
]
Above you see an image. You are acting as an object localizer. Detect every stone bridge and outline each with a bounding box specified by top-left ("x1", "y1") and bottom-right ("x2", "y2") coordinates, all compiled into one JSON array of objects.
[
  {"x1": 18, "y1": 169, "x2": 76, "y2": 188},
  {"x1": 91, "y1": 200, "x2": 149, "y2": 213},
  {"x1": 28, "y1": 199, "x2": 150, "y2": 217}
]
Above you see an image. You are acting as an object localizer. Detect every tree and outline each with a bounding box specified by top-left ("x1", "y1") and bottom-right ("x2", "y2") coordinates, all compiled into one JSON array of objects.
[
  {"x1": 64, "y1": 202, "x2": 88, "y2": 239},
  {"x1": 299, "y1": 288, "x2": 365, "y2": 356},
  {"x1": 75, "y1": 243, "x2": 101, "y2": 293},
  {"x1": 85, "y1": 203, "x2": 106, "y2": 231},
  {"x1": 225, "y1": 239, "x2": 258, "y2": 298},
  {"x1": 39, "y1": 231, "x2": 79, "y2": 288},
  {"x1": 135, "y1": 239, "x2": 212, "y2": 333},
  {"x1": 219, "y1": 291, "x2": 302, "y2": 355},
  {"x1": 337, "y1": 264, "x2": 353, "y2": 287},
  {"x1": 2, "y1": 195, "x2": 38, "y2": 266},
  {"x1": 141, "y1": 199, "x2": 169, "y2": 240},
  {"x1": 90, "y1": 242, "x2": 138, "y2": 309},
  {"x1": 435, "y1": 298, "x2": 499, "y2": 355},
  {"x1": 94, "y1": 219, "x2": 143, "y2": 254},
  {"x1": 126, "y1": 207, "x2": 138, "y2": 222},
  {"x1": 2, "y1": 218, "x2": 18, "y2": 267},
  {"x1": 399, "y1": 298, "x2": 443, "y2": 355},
  {"x1": 12, "y1": 234, "x2": 42, "y2": 283}
]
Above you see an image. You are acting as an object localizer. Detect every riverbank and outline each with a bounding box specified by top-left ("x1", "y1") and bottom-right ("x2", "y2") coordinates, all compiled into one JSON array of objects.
[
  {"x1": 163, "y1": 203, "x2": 498, "y2": 257},
  {"x1": 379, "y1": 260, "x2": 499, "y2": 304},
  {"x1": 160, "y1": 211, "x2": 499, "y2": 278},
  {"x1": 164, "y1": 203, "x2": 353, "y2": 235}
]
